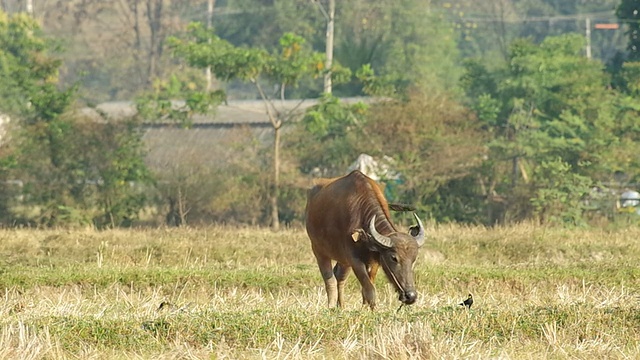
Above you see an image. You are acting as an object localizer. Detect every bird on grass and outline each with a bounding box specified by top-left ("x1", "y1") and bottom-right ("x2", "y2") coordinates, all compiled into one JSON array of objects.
[
  {"x1": 459, "y1": 293, "x2": 473, "y2": 309},
  {"x1": 157, "y1": 301, "x2": 175, "y2": 311}
]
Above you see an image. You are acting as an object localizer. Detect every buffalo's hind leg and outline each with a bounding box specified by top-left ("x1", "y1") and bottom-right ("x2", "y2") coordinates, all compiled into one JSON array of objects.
[
  {"x1": 333, "y1": 263, "x2": 352, "y2": 308},
  {"x1": 315, "y1": 255, "x2": 338, "y2": 308}
]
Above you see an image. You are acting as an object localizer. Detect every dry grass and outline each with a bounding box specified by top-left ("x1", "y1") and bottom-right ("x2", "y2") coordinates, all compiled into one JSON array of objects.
[{"x1": 1, "y1": 224, "x2": 640, "y2": 359}]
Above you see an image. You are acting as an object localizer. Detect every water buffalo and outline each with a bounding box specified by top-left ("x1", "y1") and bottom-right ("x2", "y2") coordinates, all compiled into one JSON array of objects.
[{"x1": 305, "y1": 170, "x2": 425, "y2": 309}]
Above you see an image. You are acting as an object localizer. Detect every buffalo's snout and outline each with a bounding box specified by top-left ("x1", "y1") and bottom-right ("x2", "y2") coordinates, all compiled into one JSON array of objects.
[{"x1": 400, "y1": 290, "x2": 417, "y2": 305}]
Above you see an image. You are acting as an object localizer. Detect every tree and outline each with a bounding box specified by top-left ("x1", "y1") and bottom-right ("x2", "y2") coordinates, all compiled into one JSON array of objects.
[
  {"x1": 168, "y1": 24, "x2": 326, "y2": 229},
  {"x1": 605, "y1": 62, "x2": 640, "y2": 186},
  {"x1": 461, "y1": 34, "x2": 631, "y2": 225},
  {"x1": 290, "y1": 93, "x2": 369, "y2": 177},
  {"x1": 79, "y1": 117, "x2": 153, "y2": 228},
  {"x1": 0, "y1": 11, "x2": 64, "y2": 117},
  {"x1": 0, "y1": 10, "x2": 76, "y2": 224},
  {"x1": 0, "y1": 9, "x2": 152, "y2": 227},
  {"x1": 362, "y1": 92, "x2": 488, "y2": 222}
]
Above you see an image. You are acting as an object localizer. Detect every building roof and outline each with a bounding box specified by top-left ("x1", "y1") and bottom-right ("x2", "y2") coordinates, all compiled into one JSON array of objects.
[
  {"x1": 81, "y1": 99, "x2": 304, "y2": 125},
  {"x1": 87, "y1": 97, "x2": 371, "y2": 124},
  {"x1": 85, "y1": 97, "x2": 373, "y2": 172}
]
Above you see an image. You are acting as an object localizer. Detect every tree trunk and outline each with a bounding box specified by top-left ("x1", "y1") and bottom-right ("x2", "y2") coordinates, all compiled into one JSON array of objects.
[
  {"x1": 145, "y1": 0, "x2": 164, "y2": 85},
  {"x1": 271, "y1": 125, "x2": 281, "y2": 230},
  {"x1": 132, "y1": 0, "x2": 142, "y2": 50},
  {"x1": 130, "y1": 0, "x2": 146, "y2": 87},
  {"x1": 254, "y1": 80, "x2": 282, "y2": 231},
  {"x1": 205, "y1": 0, "x2": 216, "y2": 90},
  {"x1": 512, "y1": 156, "x2": 519, "y2": 188}
]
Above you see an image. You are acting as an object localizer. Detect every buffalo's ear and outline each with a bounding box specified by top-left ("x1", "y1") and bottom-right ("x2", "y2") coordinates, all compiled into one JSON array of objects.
[
  {"x1": 361, "y1": 233, "x2": 386, "y2": 252},
  {"x1": 409, "y1": 225, "x2": 420, "y2": 237},
  {"x1": 352, "y1": 229, "x2": 382, "y2": 251}
]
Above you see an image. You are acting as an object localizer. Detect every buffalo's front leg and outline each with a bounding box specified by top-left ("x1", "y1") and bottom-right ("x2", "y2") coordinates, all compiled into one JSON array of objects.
[
  {"x1": 333, "y1": 263, "x2": 352, "y2": 308},
  {"x1": 315, "y1": 255, "x2": 338, "y2": 307},
  {"x1": 352, "y1": 262, "x2": 376, "y2": 309},
  {"x1": 367, "y1": 262, "x2": 379, "y2": 282}
]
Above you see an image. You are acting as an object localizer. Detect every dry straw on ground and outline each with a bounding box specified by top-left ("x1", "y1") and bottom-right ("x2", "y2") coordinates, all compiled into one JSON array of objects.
[{"x1": 1, "y1": 224, "x2": 639, "y2": 359}]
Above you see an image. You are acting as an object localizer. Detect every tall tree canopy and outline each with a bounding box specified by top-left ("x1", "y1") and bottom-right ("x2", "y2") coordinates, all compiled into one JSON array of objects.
[{"x1": 461, "y1": 33, "x2": 639, "y2": 224}]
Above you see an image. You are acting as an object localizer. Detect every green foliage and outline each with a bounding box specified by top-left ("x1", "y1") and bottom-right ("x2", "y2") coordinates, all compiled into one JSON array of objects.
[
  {"x1": 169, "y1": 24, "x2": 325, "y2": 92},
  {"x1": 20, "y1": 0, "x2": 622, "y2": 102},
  {"x1": 85, "y1": 120, "x2": 153, "y2": 228},
  {"x1": 290, "y1": 94, "x2": 368, "y2": 176},
  {"x1": 617, "y1": 61, "x2": 640, "y2": 95},
  {"x1": 276, "y1": 175, "x2": 308, "y2": 226},
  {"x1": 423, "y1": 176, "x2": 487, "y2": 223},
  {"x1": 270, "y1": 33, "x2": 325, "y2": 86},
  {"x1": 502, "y1": 35, "x2": 606, "y2": 123},
  {"x1": 600, "y1": 93, "x2": 640, "y2": 186},
  {"x1": 13, "y1": 115, "x2": 153, "y2": 228},
  {"x1": 0, "y1": 11, "x2": 62, "y2": 116},
  {"x1": 0, "y1": 10, "x2": 152, "y2": 227},
  {"x1": 135, "y1": 74, "x2": 225, "y2": 128},
  {"x1": 358, "y1": 93, "x2": 487, "y2": 220},
  {"x1": 15, "y1": 97, "x2": 84, "y2": 225},
  {"x1": 355, "y1": 64, "x2": 397, "y2": 97},
  {"x1": 302, "y1": 94, "x2": 366, "y2": 138},
  {"x1": 2, "y1": 5, "x2": 639, "y2": 228},
  {"x1": 0, "y1": 11, "x2": 81, "y2": 225},
  {"x1": 472, "y1": 93, "x2": 502, "y2": 126},
  {"x1": 444, "y1": 0, "x2": 622, "y2": 65},
  {"x1": 460, "y1": 34, "x2": 633, "y2": 224},
  {"x1": 530, "y1": 158, "x2": 593, "y2": 226}
]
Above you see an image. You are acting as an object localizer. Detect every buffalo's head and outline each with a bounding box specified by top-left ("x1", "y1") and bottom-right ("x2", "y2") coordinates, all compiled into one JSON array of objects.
[{"x1": 369, "y1": 214, "x2": 425, "y2": 305}]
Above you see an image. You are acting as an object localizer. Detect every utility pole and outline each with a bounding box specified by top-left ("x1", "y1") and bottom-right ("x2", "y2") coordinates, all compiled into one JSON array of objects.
[
  {"x1": 324, "y1": 0, "x2": 335, "y2": 94},
  {"x1": 205, "y1": 0, "x2": 215, "y2": 91},
  {"x1": 313, "y1": 0, "x2": 335, "y2": 94},
  {"x1": 585, "y1": 20, "x2": 620, "y2": 60}
]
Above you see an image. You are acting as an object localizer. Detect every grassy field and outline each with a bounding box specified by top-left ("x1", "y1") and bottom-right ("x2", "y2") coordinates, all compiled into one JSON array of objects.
[{"x1": 1, "y1": 223, "x2": 640, "y2": 359}]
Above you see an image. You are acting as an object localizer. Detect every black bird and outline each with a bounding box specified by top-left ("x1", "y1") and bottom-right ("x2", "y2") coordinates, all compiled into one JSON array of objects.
[
  {"x1": 157, "y1": 301, "x2": 174, "y2": 311},
  {"x1": 459, "y1": 293, "x2": 473, "y2": 309}
]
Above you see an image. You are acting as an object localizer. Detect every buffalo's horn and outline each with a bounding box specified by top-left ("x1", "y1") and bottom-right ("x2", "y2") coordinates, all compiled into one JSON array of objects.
[
  {"x1": 369, "y1": 215, "x2": 392, "y2": 248},
  {"x1": 411, "y1": 213, "x2": 425, "y2": 247}
]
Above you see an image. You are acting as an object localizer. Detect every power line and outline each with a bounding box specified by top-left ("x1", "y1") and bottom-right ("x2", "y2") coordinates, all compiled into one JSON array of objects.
[{"x1": 460, "y1": 11, "x2": 615, "y2": 24}]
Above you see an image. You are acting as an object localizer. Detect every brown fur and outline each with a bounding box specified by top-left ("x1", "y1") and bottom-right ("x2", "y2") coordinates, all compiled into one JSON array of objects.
[{"x1": 305, "y1": 170, "x2": 423, "y2": 309}]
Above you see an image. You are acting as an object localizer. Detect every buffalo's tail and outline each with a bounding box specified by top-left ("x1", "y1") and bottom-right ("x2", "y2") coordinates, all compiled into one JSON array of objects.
[{"x1": 388, "y1": 203, "x2": 416, "y2": 212}]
